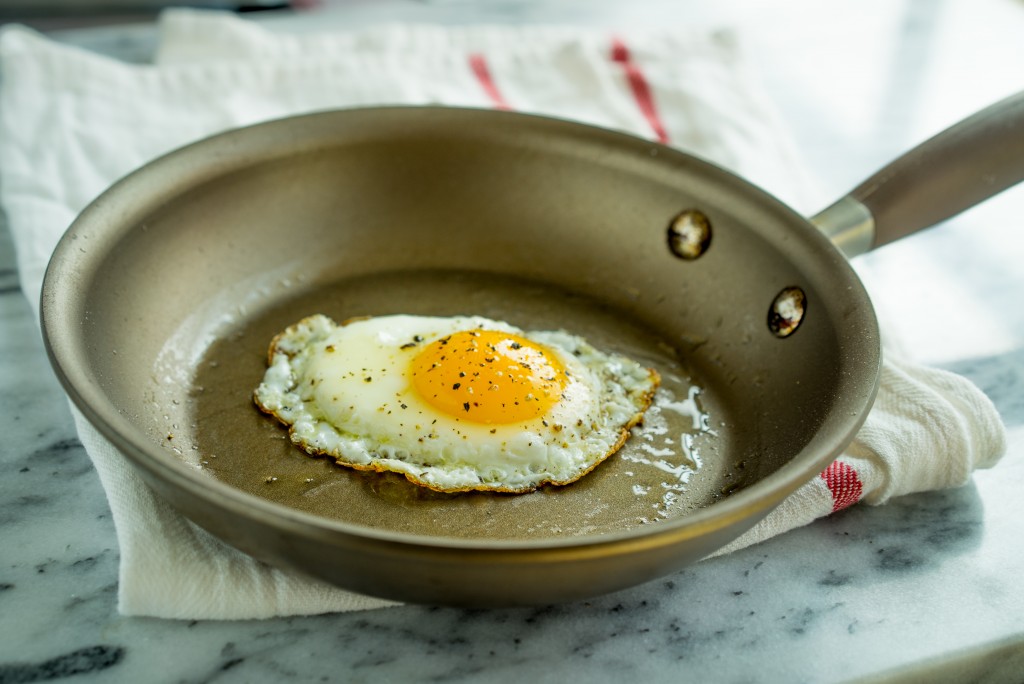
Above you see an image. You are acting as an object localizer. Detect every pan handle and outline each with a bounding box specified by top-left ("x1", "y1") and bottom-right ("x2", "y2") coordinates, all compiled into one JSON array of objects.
[{"x1": 811, "y1": 90, "x2": 1024, "y2": 257}]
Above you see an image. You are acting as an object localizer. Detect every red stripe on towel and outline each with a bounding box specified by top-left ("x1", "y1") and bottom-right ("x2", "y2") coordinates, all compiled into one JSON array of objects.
[
  {"x1": 468, "y1": 53, "x2": 512, "y2": 111},
  {"x1": 820, "y1": 461, "x2": 864, "y2": 512},
  {"x1": 610, "y1": 37, "x2": 669, "y2": 144}
]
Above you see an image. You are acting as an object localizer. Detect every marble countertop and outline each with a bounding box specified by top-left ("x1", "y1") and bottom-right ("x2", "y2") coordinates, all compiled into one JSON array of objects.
[{"x1": 2, "y1": 1, "x2": 1023, "y2": 682}]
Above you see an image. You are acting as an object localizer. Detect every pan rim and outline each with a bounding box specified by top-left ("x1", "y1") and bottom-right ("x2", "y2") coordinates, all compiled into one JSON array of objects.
[{"x1": 40, "y1": 105, "x2": 881, "y2": 556}]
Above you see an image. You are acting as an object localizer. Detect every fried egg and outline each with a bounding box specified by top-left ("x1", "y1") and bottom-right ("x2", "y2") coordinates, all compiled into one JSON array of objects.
[{"x1": 253, "y1": 314, "x2": 659, "y2": 493}]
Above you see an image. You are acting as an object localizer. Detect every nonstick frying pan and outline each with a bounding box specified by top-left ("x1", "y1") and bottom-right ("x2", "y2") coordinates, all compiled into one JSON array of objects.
[{"x1": 41, "y1": 93, "x2": 1024, "y2": 606}]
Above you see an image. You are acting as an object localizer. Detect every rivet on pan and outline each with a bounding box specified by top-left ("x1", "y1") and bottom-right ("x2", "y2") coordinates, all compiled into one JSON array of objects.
[
  {"x1": 667, "y1": 209, "x2": 712, "y2": 260},
  {"x1": 768, "y1": 286, "x2": 806, "y2": 338}
]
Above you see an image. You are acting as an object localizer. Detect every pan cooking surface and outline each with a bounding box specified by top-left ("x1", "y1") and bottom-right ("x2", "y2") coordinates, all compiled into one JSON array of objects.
[{"x1": 184, "y1": 269, "x2": 734, "y2": 540}]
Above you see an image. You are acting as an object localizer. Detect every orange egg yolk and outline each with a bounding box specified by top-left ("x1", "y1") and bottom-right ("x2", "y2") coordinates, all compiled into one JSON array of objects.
[{"x1": 410, "y1": 330, "x2": 566, "y2": 425}]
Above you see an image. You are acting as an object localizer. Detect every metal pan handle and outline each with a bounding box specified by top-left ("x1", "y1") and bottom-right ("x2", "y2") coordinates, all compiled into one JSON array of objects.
[{"x1": 811, "y1": 90, "x2": 1024, "y2": 257}]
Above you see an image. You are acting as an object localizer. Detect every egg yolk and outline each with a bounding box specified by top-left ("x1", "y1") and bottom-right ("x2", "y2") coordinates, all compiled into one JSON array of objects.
[{"x1": 410, "y1": 330, "x2": 566, "y2": 424}]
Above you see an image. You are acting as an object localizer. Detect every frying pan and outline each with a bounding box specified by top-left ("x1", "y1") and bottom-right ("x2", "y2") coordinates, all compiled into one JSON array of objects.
[{"x1": 41, "y1": 93, "x2": 1024, "y2": 607}]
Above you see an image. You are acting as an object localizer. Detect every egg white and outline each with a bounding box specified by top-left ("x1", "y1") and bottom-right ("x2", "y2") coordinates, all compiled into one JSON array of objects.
[{"x1": 254, "y1": 314, "x2": 659, "y2": 493}]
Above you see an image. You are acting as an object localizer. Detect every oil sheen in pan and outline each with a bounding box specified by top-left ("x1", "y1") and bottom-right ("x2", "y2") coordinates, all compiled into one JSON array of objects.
[{"x1": 185, "y1": 269, "x2": 728, "y2": 541}]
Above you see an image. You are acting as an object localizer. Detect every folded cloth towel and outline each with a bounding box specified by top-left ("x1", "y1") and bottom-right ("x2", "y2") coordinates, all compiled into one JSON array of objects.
[{"x1": 0, "y1": 9, "x2": 1006, "y2": 620}]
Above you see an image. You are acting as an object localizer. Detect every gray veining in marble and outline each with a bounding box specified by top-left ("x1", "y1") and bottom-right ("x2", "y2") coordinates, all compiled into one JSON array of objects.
[{"x1": 2, "y1": 1, "x2": 1024, "y2": 682}]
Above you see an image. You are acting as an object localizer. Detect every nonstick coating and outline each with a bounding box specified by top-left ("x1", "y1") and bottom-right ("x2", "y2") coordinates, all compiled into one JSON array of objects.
[{"x1": 41, "y1": 108, "x2": 879, "y2": 606}]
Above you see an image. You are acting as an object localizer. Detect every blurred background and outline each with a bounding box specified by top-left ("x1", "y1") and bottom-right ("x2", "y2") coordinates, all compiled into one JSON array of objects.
[{"x1": 0, "y1": 0, "x2": 294, "y2": 28}]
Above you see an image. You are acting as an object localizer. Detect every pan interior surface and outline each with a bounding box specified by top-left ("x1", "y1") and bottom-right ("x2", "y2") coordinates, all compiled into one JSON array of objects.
[
  {"x1": 47, "y1": 107, "x2": 878, "y2": 554},
  {"x1": 188, "y1": 268, "x2": 728, "y2": 540}
]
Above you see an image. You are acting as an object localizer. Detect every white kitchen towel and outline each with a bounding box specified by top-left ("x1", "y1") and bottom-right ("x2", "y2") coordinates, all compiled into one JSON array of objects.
[{"x1": 0, "y1": 10, "x2": 1006, "y2": 620}]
